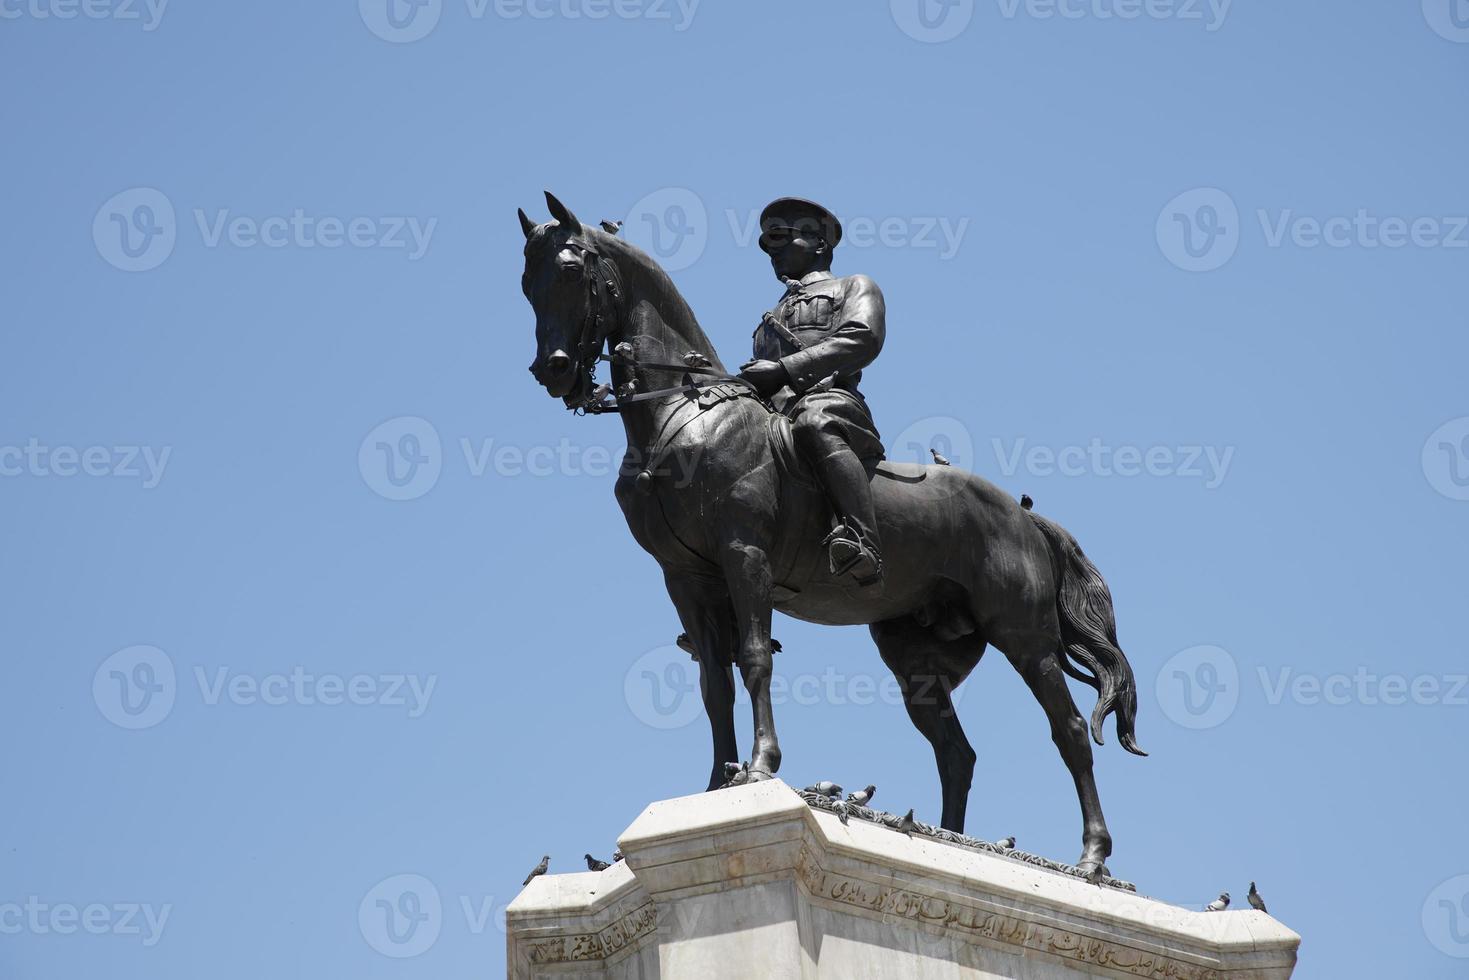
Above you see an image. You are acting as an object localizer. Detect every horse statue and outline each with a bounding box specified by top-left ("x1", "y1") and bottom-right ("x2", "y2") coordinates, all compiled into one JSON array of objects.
[{"x1": 517, "y1": 192, "x2": 1146, "y2": 878}]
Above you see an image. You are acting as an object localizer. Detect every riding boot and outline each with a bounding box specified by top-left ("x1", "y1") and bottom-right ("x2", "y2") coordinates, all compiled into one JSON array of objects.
[{"x1": 812, "y1": 448, "x2": 883, "y2": 588}]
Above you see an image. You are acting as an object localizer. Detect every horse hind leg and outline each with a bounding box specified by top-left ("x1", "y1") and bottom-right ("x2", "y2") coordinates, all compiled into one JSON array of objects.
[
  {"x1": 870, "y1": 616, "x2": 986, "y2": 834},
  {"x1": 997, "y1": 625, "x2": 1113, "y2": 876}
]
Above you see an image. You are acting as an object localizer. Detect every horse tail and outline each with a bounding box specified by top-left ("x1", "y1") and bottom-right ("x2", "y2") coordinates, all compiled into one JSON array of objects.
[{"x1": 1026, "y1": 510, "x2": 1147, "y2": 757}]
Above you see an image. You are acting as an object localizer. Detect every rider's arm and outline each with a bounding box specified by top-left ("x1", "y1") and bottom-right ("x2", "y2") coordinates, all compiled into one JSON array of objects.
[{"x1": 778, "y1": 275, "x2": 886, "y2": 394}]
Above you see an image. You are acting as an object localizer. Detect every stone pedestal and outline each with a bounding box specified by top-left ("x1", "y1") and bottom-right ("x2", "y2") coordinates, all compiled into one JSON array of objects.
[{"x1": 505, "y1": 781, "x2": 1299, "y2": 979}]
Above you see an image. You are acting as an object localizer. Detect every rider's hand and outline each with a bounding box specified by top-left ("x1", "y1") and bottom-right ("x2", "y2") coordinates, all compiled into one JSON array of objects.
[{"x1": 739, "y1": 359, "x2": 788, "y2": 396}]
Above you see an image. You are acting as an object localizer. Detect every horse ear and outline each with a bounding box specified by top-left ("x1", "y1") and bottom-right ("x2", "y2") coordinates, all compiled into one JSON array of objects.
[
  {"x1": 544, "y1": 191, "x2": 582, "y2": 233},
  {"x1": 518, "y1": 208, "x2": 537, "y2": 240}
]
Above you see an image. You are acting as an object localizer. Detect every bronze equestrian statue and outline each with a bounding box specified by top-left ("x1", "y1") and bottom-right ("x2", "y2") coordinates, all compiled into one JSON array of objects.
[{"x1": 518, "y1": 191, "x2": 1145, "y2": 878}]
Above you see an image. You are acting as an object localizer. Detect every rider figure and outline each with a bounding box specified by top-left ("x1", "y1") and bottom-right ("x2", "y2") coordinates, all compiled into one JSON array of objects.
[{"x1": 739, "y1": 198, "x2": 886, "y2": 590}]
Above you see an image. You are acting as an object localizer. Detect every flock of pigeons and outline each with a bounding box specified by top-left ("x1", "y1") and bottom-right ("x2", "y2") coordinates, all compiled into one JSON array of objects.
[{"x1": 518, "y1": 776, "x2": 1273, "y2": 920}]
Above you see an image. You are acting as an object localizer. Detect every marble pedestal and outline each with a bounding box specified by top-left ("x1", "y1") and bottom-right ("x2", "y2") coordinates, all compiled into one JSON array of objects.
[{"x1": 505, "y1": 780, "x2": 1299, "y2": 979}]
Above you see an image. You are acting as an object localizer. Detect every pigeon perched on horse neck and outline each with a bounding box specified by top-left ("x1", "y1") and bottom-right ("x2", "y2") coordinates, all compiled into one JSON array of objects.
[
  {"x1": 1247, "y1": 882, "x2": 1268, "y2": 913},
  {"x1": 1205, "y1": 892, "x2": 1230, "y2": 912},
  {"x1": 585, "y1": 854, "x2": 610, "y2": 872},
  {"x1": 523, "y1": 856, "x2": 550, "y2": 886},
  {"x1": 846, "y1": 785, "x2": 876, "y2": 807},
  {"x1": 930, "y1": 448, "x2": 950, "y2": 466}
]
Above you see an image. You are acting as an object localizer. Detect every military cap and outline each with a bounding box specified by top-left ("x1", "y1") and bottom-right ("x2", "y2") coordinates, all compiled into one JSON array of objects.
[{"x1": 758, "y1": 197, "x2": 843, "y2": 253}]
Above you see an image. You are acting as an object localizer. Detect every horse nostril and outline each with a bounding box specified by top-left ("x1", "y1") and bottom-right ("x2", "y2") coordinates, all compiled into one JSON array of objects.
[{"x1": 547, "y1": 351, "x2": 571, "y2": 374}]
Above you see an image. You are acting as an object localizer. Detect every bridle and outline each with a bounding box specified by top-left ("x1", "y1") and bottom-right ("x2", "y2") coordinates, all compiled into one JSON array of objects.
[{"x1": 554, "y1": 234, "x2": 763, "y2": 416}]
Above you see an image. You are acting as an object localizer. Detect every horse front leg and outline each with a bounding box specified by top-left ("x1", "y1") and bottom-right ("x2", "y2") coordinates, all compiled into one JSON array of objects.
[
  {"x1": 663, "y1": 571, "x2": 739, "y2": 791},
  {"x1": 720, "y1": 535, "x2": 780, "y2": 780}
]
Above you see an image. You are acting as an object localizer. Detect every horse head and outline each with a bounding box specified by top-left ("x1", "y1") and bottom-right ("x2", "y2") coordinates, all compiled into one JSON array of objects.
[{"x1": 518, "y1": 191, "x2": 622, "y2": 408}]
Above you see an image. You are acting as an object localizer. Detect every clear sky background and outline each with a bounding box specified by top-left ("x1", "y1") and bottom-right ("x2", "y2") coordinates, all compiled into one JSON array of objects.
[{"x1": 2, "y1": 2, "x2": 1467, "y2": 977}]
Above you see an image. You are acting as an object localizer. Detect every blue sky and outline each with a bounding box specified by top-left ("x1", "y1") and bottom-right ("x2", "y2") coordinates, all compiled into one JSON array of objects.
[{"x1": 2, "y1": 1, "x2": 1467, "y2": 977}]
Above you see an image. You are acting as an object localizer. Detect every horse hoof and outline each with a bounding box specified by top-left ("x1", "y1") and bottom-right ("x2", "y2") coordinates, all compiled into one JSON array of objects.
[{"x1": 1077, "y1": 861, "x2": 1109, "y2": 884}]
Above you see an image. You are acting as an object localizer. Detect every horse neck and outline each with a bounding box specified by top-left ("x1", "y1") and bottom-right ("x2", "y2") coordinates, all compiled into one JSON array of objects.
[{"x1": 600, "y1": 236, "x2": 727, "y2": 447}]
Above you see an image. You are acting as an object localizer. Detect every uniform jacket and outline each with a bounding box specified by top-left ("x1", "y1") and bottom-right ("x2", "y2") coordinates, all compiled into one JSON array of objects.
[{"x1": 752, "y1": 270, "x2": 886, "y2": 403}]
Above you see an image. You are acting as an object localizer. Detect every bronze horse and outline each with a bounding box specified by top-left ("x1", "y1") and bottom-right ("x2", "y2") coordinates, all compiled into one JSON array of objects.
[{"x1": 519, "y1": 192, "x2": 1145, "y2": 876}]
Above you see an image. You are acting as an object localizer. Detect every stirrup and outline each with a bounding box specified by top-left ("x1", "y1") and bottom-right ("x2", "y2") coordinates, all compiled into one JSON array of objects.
[{"x1": 823, "y1": 524, "x2": 883, "y2": 586}]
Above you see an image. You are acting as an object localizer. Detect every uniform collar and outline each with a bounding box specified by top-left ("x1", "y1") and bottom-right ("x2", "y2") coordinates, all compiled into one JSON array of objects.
[{"x1": 782, "y1": 270, "x2": 835, "y2": 292}]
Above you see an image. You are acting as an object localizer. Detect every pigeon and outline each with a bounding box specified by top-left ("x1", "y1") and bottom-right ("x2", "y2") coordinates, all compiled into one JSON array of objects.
[
  {"x1": 996, "y1": 836, "x2": 1016, "y2": 850},
  {"x1": 896, "y1": 808, "x2": 917, "y2": 836},
  {"x1": 831, "y1": 800, "x2": 850, "y2": 826},
  {"x1": 803, "y1": 781, "x2": 843, "y2": 798},
  {"x1": 600, "y1": 219, "x2": 623, "y2": 234},
  {"x1": 1020, "y1": 494, "x2": 1033, "y2": 510},
  {"x1": 930, "y1": 448, "x2": 950, "y2": 466},
  {"x1": 846, "y1": 785, "x2": 876, "y2": 807},
  {"x1": 612, "y1": 850, "x2": 624, "y2": 863},
  {"x1": 523, "y1": 855, "x2": 549, "y2": 886},
  {"x1": 1205, "y1": 892, "x2": 1230, "y2": 912},
  {"x1": 723, "y1": 761, "x2": 744, "y2": 778},
  {"x1": 808, "y1": 373, "x2": 839, "y2": 394},
  {"x1": 1247, "y1": 882, "x2": 1268, "y2": 913},
  {"x1": 683, "y1": 351, "x2": 712, "y2": 368},
  {"x1": 585, "y1": 854, "x2": 610, "y2": 872}
]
